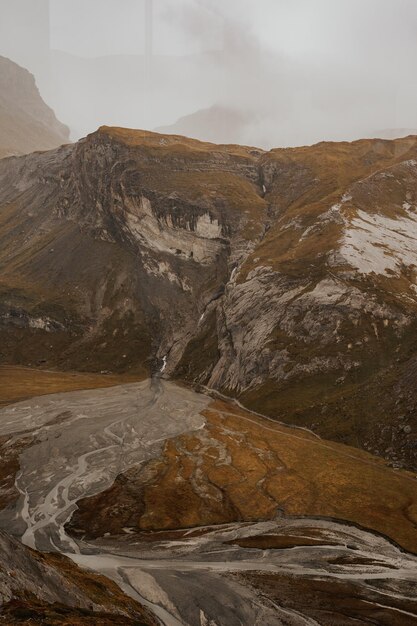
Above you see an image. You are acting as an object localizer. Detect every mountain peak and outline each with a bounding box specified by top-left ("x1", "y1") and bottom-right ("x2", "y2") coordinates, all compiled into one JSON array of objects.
[
  {"x1": 95, "y1": 124, "x2": 265, "y2": 158},
  {"x1": 0, "y1": 55, "x2": 69, "y2": 158}
]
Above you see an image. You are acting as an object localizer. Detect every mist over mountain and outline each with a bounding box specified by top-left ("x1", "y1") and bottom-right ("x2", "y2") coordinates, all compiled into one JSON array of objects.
[
  {"x1": 155, "y1": 105, "x2": 256, "y2": 145},
  {"x1": 1, "y1": 2, "x2": 417, "y2": 625},
  {"x1": 1, "y1": 0, "x2": 417, "y2": 147},
  {"x1": 0, "y1": 56, "x2": 69, "y2": 158}
]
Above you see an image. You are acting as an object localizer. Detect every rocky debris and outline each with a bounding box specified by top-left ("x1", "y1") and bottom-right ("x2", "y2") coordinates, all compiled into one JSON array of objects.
[
  {"x1": 1, "y1": 380, "x2": 417, "y2": 625},
  {"x1": 70, "y1": 518, "x2": 417, "y2": 626},
  {"x1": 0, "y1": 308, "x2": 65, "y2": 332}
]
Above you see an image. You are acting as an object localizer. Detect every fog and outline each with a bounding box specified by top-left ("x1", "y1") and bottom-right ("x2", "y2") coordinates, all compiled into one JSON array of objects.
[{"x1": 1, "y1": 0, "x2": 417, "y2": 147}]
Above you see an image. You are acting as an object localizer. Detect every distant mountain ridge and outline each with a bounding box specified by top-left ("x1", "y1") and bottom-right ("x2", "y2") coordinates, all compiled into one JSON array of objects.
[
  {"x1": 0, "y1": 55, "x2": 69, "y2": 158},
  {"x1": 155, "y1": 104, "x2": 256, "y2": 145},
  {"x1": 371, "y1": 128, "x2": 417, "y2": 140}
]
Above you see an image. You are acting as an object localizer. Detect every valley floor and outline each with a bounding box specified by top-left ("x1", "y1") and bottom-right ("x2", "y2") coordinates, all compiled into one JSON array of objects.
[
  {"x1": 0, "y1": 375, "x2": 416, "y2": 624},
  {"x1": 0, "y1": 365, "x2": 139, "y2": 408}
]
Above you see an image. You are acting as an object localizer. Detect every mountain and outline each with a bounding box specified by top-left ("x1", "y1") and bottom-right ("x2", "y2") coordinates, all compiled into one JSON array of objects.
[
  {"x1": 371, "y1": 128, "x2": 417, "y2": 140},
  {"x1": 0, "y1": 56, "x2": 69, "y2": 159},
  {"x1": 0, "y1": 529, "x2": 156, "y2": 625},
  {"x1": 0, "y1": 127, "x2": 417, "y2": 472},
  {"x1": 155, "y1": 105, "x2": 256, "y2": 145},
  {"x1": 0, "y1": 126, "x2": 266, "y2": 376}
]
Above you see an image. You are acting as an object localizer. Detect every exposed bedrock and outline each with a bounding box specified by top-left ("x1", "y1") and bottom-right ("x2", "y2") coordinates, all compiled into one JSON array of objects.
[{"x1": 1, "y1": 129, "x2": 417, "y2": 467}]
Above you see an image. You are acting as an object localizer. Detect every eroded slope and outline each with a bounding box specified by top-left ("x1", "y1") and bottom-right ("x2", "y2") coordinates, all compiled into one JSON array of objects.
[
  {"x1": 0, "y1": 127, "x2": 266, "y2": 376},
  {"x1": 176, "y1": 137, "x2": 417, "y2": 469},
  {"x1": 1, "y1": 130, "x2": 417, "y2": 467},
  {"x1": 0, "y1": 530, "x2": 156, "y2": 625}
]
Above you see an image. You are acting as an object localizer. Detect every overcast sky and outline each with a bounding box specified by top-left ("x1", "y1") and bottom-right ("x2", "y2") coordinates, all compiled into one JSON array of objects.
[
  {"x1": 1, "y1": 0, "x2": 417, "y2": 146},
  {"x1": 49, "y1": 0, "x2": 417, "y2": 63}
]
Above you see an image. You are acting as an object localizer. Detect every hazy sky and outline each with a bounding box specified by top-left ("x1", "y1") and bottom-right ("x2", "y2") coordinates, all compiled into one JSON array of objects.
[
  {"x1": 49, "y1": 0, "x2": 417, "y2": 61},
  {"x1": 1, "y1": 0, "x2": 417, "y2": 146}
]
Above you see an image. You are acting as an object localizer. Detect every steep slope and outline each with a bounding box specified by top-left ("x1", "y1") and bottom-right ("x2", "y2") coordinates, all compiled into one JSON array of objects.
[
  {"x1": 1, "y1": 128, "x2": 417, "y2": 469},
  {"x1": 177, "y1": 137, "x2": 417, "y2": 470},
  {"x1": 0, "y1": 126, "x2": 266, "y2": 376},
  {"x1": 0, "y1": 56, "x2": 69, "y2": 159},
  {"x1": 0, "y1": 530, "x2": 156, "y2": 625}
]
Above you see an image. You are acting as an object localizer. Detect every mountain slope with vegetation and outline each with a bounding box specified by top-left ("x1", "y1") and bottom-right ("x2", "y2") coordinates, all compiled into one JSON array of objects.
[
  {"x1": 0, "y1": 530, "x2": 156, "y2": 625},
  {"x1": 0, "y1": 127, "x2": 417, "y2": 470}
]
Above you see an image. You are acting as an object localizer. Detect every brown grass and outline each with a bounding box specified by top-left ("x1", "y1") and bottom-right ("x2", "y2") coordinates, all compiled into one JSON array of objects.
[
  {"x1": 69, "y1": 398, "x2": 417, "y2": 554},
  {"x1": 0, "y1": 366, "x2": 141, "y2": 408},
  {"x1": 38, "y1": 551, "x2": 156, "y2": 623},
  {"x1": 97, "y1": 125, "x2": 263, "y2": 159}
]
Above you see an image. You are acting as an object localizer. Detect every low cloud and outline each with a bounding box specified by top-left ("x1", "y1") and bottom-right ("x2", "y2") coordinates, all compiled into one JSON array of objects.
[{"x1": 0, "y1": 0, "x2": 416, "y2": 147}]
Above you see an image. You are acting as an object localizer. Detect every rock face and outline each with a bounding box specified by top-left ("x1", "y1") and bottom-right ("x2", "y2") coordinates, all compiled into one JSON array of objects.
[
  {"x1": 0, "y1": 55, "x2": 69, "y2": 158},
  {"x1": 0, "y1": 126, "x2": 266, "y2": 376},
  {"x1": 0, "y1": 530, "x2": 156, "y2": 625},
  {"x1": 1, "y1": 127, "x2": 417, "y2": 469}
]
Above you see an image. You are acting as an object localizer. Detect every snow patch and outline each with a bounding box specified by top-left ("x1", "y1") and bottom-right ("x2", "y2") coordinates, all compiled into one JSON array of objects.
[{"x1": 339, "y1": 208, "x2": 417, "y2": 276}]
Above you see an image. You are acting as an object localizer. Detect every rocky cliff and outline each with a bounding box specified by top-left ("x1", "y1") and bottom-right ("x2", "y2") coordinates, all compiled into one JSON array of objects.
[
  {"x1": 0, "y1": 56, "x2": 69, "y2": 158},
  {"x1": 0, "y1": 530, "x2": 156, "y2": 625},
  {"x1": 0, "y1": 127, "x2": 417, "y2": 470}
]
